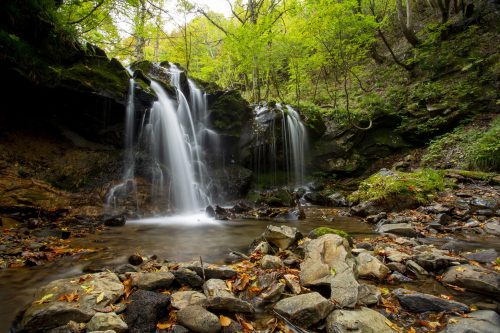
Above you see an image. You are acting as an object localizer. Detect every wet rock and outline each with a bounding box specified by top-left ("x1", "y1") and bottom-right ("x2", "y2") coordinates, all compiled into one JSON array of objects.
[
  {"x1": 256, "y1": 188, "x2": 295, "y2": 207},
  {"x1": 412, "y1": 247, "x2": 461, "y2": 272},
  {"x1": 261, "y1": 255, "x2": 283, "y2": 269},
  {"x1": 464, "y1": 249, "x2": 499, "y2": 264},
  {"x1": 393, "y1": 288, "x2": 469, "y2": 313},
  {"x1": 274, "y1": 292, "x2": 334, "y2": 327},
  {"x1": 129, "y1": 271, "x2": 175, "y2": 290},
  {"x1": 442, "y1": 265, "x2": 500, "y2": 296},
  {"x1": 356, "y1": 242, "x2": 374, "y2": 251},
  {"x1": 471, "y1": 198, "x2": 497, "y2": 209},
  {"x1": 114, "y1": 264, "x2": 138, "y2": 274},
  {"x1": 214, "y1": 205, "x2": 229, "y2": 220},
  {"x1": 419, "y1": 203, "x2": 452, "y2": 214},
  {"x1": 350, "y1": 201, "x2": 379, "y2": 217},
  {"x1": 326, "y1": 307, "x2": 395, "y2": 333},
  {"x1": 203, "y1": 279, "x2": 254, "y2": 313},
  {"x1": 205, "y1": 206, "x2": 215, "y2": 218},
  {"x1": 87, "y1": 312, "x2": 128, "y2": 333},
  {"x1": 253, "y1": 241, "x2": 270, "y2": 254},
  {"x1": 377, "y1": 223, "x2": 418, "y2": 237},
  {"x1": 176, "y1": 305, "x2": 221, "y2": 333},
  {"x1": 442, "y1": 310, "x2": 500, "y2": 333},
  {"x1": 384, "y1": 247, "x2": 411, "y2": 263},
  {"x1": 356, "y1": 252, "x2": 389, "y2": 280},
  {"x1": 435, "y1": 213, "x2": 452, "y2": 225},
  {"x1": 172, "y1": 268, "x2": 204, "y2": 287},
  {"x1": 104, "y1": 216, "x2": 126, "y2": 227},
  {"x1": 21, "y1": 272, "x2": 124, "y2": 332},
  {"x1": 125, "y1": 290, "x2": 170, "y2": 333},
  {"x1": 388, "y1": 271, "x2": 413, "y2": 283},
  {"x1": 386, "y1": 262, "x2": 407, "y2": 273},
  {"x1": 260, "y1": 282, "x2": 286, "y2": 302},
  {"x1": 304, "y1": 192, "x2": 331, "y2": 206},
  {"x1": 484, "y1": 218, "x2": 500, "y2": 236},
  {"x1": 283, "y1": 274, "x2": 301, "y2": 294},
  {"x1": 261, "y1": 225, "x2": 301, "y2": 250},
  {"x1": 365, "y1": 212, "x2": 387, "y2": 224},
  {"x1": 475, "y1": 209, "x2": 494, "y2": 217},
  {"x1": 329, "y1": 192, "x2": 349, "y2": 207},
  {"x1": 300, "y1": 234, "x2": 359, "y2": 308},
  {"x1": 128, "y1": 254, "x2": 143, "y2": 266},
  {"x1": 357, "y1": 284, "x2": 381, "y2": 306},
  {"x1": 179, "y1": 261, "x2": 237, "y2": 280},
  {"x1": 171, "y1": 291, "x2": 207, "y2": 310},
  {"x1": 406, "y1": 260, "x2": 429, "y2": 276}
]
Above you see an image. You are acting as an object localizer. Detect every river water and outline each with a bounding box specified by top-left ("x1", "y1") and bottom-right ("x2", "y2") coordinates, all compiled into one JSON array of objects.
[{"x1": 0, "y1": 207, "x2": 372, "y2": 332}]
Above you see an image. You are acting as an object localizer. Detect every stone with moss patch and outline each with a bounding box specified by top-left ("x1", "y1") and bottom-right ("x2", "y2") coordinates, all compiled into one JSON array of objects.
[{"x1": 308, "y1": 227, "x2": 349, "y2": 239}]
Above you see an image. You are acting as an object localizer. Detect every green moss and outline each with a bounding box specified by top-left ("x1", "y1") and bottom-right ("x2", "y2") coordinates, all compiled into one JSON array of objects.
[
  {"x1": 209, "y1": 91, "x2": 250, "y2": 136},
  {"x1": 308, "y1": 227, "x2": 349, "y2": 239},
  {"x1": 444, "y1": 169, "x2": 497, "y2": 181},
  {"x1": 349, "y1": 169, "x2": 451, "y2": 204},
  {"x1": 467, "y1": 117, "x2": 500, "y2": 171}
]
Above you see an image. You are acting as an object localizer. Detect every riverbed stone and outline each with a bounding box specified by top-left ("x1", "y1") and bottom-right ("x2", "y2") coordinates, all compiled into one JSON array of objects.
[
  {"x1": 412, "y1": 246, "x2": 464, "y2": 272},
  {"x1": 171, "y1": 291, "x2": 207, "y2": 310},
  {"x1": 300, "y1": 234, "x2": 359, "y2": 308},
  {"x1": 442, "y1": 264, "x2": 500, "y2": 296},
  {"x1": 283, "y1": 274, "x2": 301, "y2": 294},
  {"x1": 274, "y1": 292, "x2": 334, "y2": 327},
  {"x1": 365, "y1": 212, "x2": 387, "y2": 224},
  {"x1": 377, "y1": 223, "x2": 418, "y2": 237},
  {"x1": 125, "y1": 289, "x2": 170, "y2": 333},
  {"x1": 356, "y1": 252, "x2": 389, "y2": 280},
  {"x1": 176, "y1": 305, "x2": 221, "y2": 333},
  {"x1": 442, "y1": 310, "x2": 500, "y2": 333},
  {"x1": 384, "y1": 247, "x2": 411, "y2": 263},
  {"x1": 393, "y1": 288, "x2": 469, "y2": 313},
  {"x1": 261, "y1": 255, "x2": 283, "y2": 269},
  {"x1": 179, "y1": 261, "x2": 237, "y2": 280},
  {"x1": 129, "y1": 271, "x2": 175, "y2": 290},
  {"x1": 357, "y1": 283, "x2": 381, "y2": 306},
  {"x1": 203, "y1": 279, "x2": 254, "y2": 313},
  {"x1": 326, "y1": 307, "x2": 395, "y2": 333},
  {"x1": 172, "y1": 267, "x2": 204, "y2": 287},
  {"x1": 464, "y1": 249, "x2": 499, "y2": 264},
  {"x1": 484, "y1": 218, "x2": 500, "y2": 236},
  {"x1": 261, "y1": 225, "x2": 300, "y2": 249},
  {"x1": 21, "y1": 272, "x2": 124, "y2": 332},
  {"x1": 87, "y1": 313, "x2": 128, "y2": 333}
]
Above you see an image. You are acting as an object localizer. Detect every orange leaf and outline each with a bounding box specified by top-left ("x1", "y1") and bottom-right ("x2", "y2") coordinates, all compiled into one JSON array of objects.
[
  {"x1": 407, "y1": 327, "x2": 416, "y2": 333},
  {"x1": 123, "y1": 277, "x2": 133, "y2": 299},
  {"x1": 220, "y1": 315, "x2": 232, "y2": 327},
  {"x1": 57, "y1": 292, "x2": 79, "y2": 302},
  {"x1": 156, "y1": 322, "x2": 171, "y2": 329}
]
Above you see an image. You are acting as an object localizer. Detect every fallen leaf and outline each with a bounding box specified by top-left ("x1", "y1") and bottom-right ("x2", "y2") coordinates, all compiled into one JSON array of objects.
[
  {"x1": 448, "y1": 318, "x2": 458, "y2": 324},
  {"x1": 444, "y1": 283, "x2": 466, "y2": 292},
  {"x1": 384, "y1": 319, "x2": 401, "y2": 332},
  {"x1": 407, "y1": 327, "x2": 416, "y2": 333},
  {"x1": 440, "y1": 294, "x2": 453, "y2": 300},
  {"x1": 33, "y1": 293, "x2": 54, "y2": 305},
  {"x1": 58, "y1": 292, "x2": 79, "y2": 302},
  {"x1": 156, "y1": 322, "x2": 171, "y2": 329},
  {"x1": 80, "y1": 285, "x2": 94, "y2": 294},
  {"x1": 330, "y1": 267, "x2": 336, "y2": 276},
  {"x1": 96, "y1": 292, "x2": 105, "y2": 304},
  {"x1": 123, "y1": 278, "x2": 133, "y2": 299},
  {"x1": 220, "y1": 315, "x2": 231, "y2": 327}
]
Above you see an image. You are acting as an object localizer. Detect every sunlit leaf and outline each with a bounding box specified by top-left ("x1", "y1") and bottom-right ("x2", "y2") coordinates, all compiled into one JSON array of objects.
[
  {"x1": 33, "y1": 293, "x2": 54, "y2": 305},
  {"x1": 96, "y1": 292, "x2": 105, "y2": 304},
  {"x1": 220, "y1": 315, "x2": 231, "y2": 327}
]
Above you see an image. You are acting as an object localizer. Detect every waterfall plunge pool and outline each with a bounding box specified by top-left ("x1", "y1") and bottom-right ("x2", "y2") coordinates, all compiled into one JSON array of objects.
[{"x1": 0, "y1": 207, "x2": 371, "y2": 331}]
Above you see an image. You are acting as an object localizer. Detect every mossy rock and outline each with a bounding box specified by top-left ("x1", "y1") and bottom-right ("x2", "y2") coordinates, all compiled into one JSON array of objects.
[
  {"x1": 308, "y1": 227, "x2": 350, "y2": 239},
  {"x1": 256, "y1": 188, "x2": 295, "y2": 207},
  {"x1": 208, "y1": 90, "x2": 252, "y2": 136}
]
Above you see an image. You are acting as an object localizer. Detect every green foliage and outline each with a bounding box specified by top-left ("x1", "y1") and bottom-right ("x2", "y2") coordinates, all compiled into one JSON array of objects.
[
  {"x1": 349, "y1": 169, "x2": 451, "y2": 204},
  {"x1": 422, "y1": 117, "x2": 500, "y2": 171}
]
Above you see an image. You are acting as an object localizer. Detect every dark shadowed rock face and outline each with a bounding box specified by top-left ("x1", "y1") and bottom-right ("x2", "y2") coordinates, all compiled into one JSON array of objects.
[
  {"x1": 125, "y1": 290, "x2": 171, "y2": 333},
  {"x1": 393, "y1": 288, "x2": 469, "y2": 313}
]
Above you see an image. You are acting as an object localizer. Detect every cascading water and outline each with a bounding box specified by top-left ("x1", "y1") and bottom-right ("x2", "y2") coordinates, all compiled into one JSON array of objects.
[
  {"x1": 253, "y1": 103, "x2": 309, "y2": 187},
  {"x1": 108, "y1": 63, "x2": 220, "y2": 214}
]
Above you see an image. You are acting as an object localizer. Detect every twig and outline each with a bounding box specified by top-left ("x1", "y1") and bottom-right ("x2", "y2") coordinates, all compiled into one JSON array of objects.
[{"x1": 199, "y1": 256, "x2": 206, "y2": 281}]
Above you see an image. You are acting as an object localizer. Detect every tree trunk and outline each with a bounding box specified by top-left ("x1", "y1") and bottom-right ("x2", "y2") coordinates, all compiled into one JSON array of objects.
[{"x1": 396, "y1": 0, "x2": 420, "y2": 47}]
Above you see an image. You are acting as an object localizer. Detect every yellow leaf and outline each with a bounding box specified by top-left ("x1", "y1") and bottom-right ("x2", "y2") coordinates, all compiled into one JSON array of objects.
[
  {"x1": 96, "y1": 292, "x2": 105, "y2": 304},
  {"x1": 81, "y1": 285, "x2": 95, "y2": 294},
  {"x1": 448, "y1": 318, "x2": 458, "y2": 324},
  {"x1": 220, "y1": 315, "x2": 232, "y2": 327},
  {"x1": 455, "y1": 267, "x2": 466, "y2": 272},
  {"x1": 470, "y1": 304, "x2": 478, "y2": 311},
  {"x1": 379, "y1": 287, "x2": 390, "y2": 295},
  {"x1": 156, "y1": 322, "x2": 172, "y2": 329},
  {"x1": 384, "y1": 319, "x2": 401, "y2": 332},
  {"x1": 407, "y1": 327, "x2": 416, "y2": 333},
  {"x1": 33, "y1": 293, "x2": 54, "y2": 305}
]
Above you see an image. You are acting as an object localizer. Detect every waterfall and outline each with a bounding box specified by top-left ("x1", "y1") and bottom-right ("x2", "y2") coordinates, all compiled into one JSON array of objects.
[{"x1": 253, "y1": 103, "x2": 308, "y2": 187}]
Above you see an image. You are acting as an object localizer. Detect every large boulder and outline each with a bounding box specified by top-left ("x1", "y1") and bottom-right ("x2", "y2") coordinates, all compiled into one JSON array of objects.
[
  {"x1": 442, "y1": 265, "x2": 500, "y2": 296},
  {"x1": 259, "y1": 225, "x2": 301, "y2": 250},
  {"x1": 326, "y1": 307, "x2": 396, "y2": 333},
  {"x1": 300, "y1": 234, "x2": 359, "y2": 308},
  {"x1": 125, "y1": 290, "x2": 170, "y2": 333},
  {"x1": 393, "y1": 289, "x2": 469, "y2": 313},
  {"x1": 274, "y1": 292, "x2": 334, "y2": 327},
  {"x1": 21, "y1": 272, "x2": 124, "y2": 332}
]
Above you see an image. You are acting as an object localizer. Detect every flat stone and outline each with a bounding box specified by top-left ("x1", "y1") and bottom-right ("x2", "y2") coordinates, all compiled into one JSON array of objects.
[
  {"x1": 393, "y1": 288, "x2": 469, "y2": 313},
  {"x1": 178, "y1": 261, "x2": 237, "y2": 280},
  {"x1": 125, "y1": 290, "x2": 170, "y2": 333},
  {"x1": 357, "y1": 284, "x2": 381, "y2": 306},
  {"x1": 356, "y1": 252, "x2": 389, "y2": 280},
  {"x1": 171, "y1": 291, "x2": 207, "y2": 310},
  {"x1": 442, "y1": 310, "x2": 500, "y2": 333},
  {"x1": 471, "y1": 198, "x2": 497, "y2": 209},
  {"x1": 484, "y1": 218, "x2": 500, "y2": 236},
  {"x1": 262, "y1": 225, "x2": 300, "y2": 249},
  {"x1": 326, "y1": 307, "x2": 395, "y2": 333},
  {"x1": 172, "y1": 268, "x2": 204, "y2": 287},
  {"x1": 21, "y1": 272, "x2": 124, "y2": 332},
  {"x1": 203, "y1": 279, "x2": 254, "y2": 313},
  {"x1": 260, "y1": 282, "x2": 285, "y2": 302},
  {"x1": 87, "y1": 313, "x2": 128, "y2": 333},
  {"x1": 384, "y1": 247, "x2": 411, "y2": 263},
  {"x1": 377, "y1": 223, "x2": 418, "y2": 237},
  {"x1": 261, "y1": 255, "x2": 283, "y2": 269},
  {"x1": 176, "y1": 305, "x2": 221, "y2": 333},
  {"x1": 442, "y1": 265, "x2": 500, "y2": 296},
  {"x1": 406, "y1": 260, "x2": 429, "y2": 276},
  {"x1": 300, "y1": 234, "x2": 359, "y2": 308},
  {"x1": 464, "y1": 249, "x2": 499, "y2": 264},
  {"x1": 274, "y1": 292, "x2": 334, "y2": 327},
  {"x1": 129, "y1": 271, "x2": 175, "y2": 290}
]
